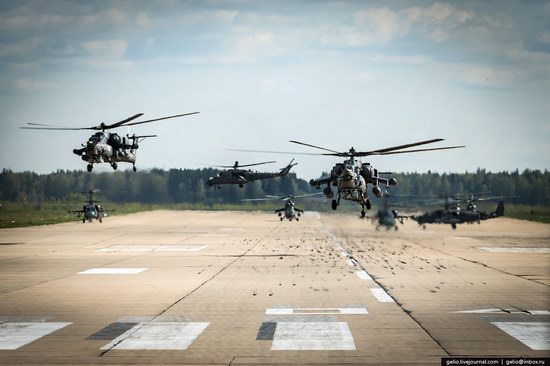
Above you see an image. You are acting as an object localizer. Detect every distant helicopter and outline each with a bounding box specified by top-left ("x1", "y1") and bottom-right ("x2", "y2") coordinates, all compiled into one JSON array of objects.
[
  {"x1": 243, "y1": 193, "x2": 322, "y2": 221},
  {"x1": 21, "y1": 111, "x2": 199, "y2": 172},
  {"x1": 371, "y1": 191, "x2": 409, "y2": 231},
  {"x1": 207, "y1": 160, "x2": 297, "y2": 188},
  {"x1": 412, "y1": 195, "x2": 505, "y2": 229},
  {"x1": 68, "y1": 189, "x2": 109, "y2": 223},
  {"x1": 231, "y1": 139, "x2": 464, "y2": 217}
]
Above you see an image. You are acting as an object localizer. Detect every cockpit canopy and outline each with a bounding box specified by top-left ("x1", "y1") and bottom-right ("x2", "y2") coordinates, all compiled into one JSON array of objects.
[{"x1": 88, "y1": 132, "x2": 107, "y2": 144}]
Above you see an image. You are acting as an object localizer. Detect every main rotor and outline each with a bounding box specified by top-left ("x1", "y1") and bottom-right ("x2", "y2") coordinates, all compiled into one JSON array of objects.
[{"x1": 21, "y1": 112, "x2": 200, "y2": 132}]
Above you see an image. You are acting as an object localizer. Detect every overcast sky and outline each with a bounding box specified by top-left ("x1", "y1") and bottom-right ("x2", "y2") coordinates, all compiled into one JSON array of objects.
[{"x1": 1, "y1": 0, "x2": 548, "y2": 179}]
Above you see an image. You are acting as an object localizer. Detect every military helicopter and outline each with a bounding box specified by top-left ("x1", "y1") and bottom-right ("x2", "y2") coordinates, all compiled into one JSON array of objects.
[
  {"x1": 371, "y1": 191, "x2": 409, "y2": 231},
  {"x1": 243, "y1": 193, "x2": 322, "y2": 221},
  {"x1": 207, "y1": 160, "x2": 297, "y2": 188},
  {"x1": 21, "y1": 111, "x2": 199, "y2": 172},
  {"x1": 231, "y1": 139, "x2": 464, "y2": 217},
  {"x1": 68, "y1": 189, "x2": 109, "y2": 223},
  {"x1": 412, "y1": 195, "x2": 505, "y2": 229}
]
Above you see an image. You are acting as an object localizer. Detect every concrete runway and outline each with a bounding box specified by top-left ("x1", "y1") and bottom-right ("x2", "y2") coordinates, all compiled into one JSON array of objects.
[{"x1": 0, "y1": 210, "x2": 548, "y2": 365}]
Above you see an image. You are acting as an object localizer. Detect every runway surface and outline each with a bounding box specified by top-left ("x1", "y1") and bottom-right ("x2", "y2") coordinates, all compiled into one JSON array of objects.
[{"x1": 0, "y1": 210, "x2": 548, "y2": 365}]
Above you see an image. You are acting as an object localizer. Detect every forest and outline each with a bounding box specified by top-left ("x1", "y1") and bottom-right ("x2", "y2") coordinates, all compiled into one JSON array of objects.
[{"x1": 1, "y1": 167, "x2": 548, "y2": 207}]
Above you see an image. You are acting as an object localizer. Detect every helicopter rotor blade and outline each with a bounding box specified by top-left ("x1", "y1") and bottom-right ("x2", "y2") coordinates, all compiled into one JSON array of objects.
[
  {"x1": 122, "y1": 112, "x2": 200, "y2": 127},
  {"x1": 373, "y1": 145, "x2": 465, "y2": 156},
  {"x1": 227, "y1": 149, "x2": 321, "y2": 156},
  {"x1": 102, "y1": 113, "x2": 144, "y2": 129},
  {"x1": 20, "y1": 123, "x2": 94, "y2": 131},
  {"x1": 289, "y1": 140, "x2": 341, "y2": 154},
  {"x1": 365, "y1": 138, "x2": 445, "y2": 155}
]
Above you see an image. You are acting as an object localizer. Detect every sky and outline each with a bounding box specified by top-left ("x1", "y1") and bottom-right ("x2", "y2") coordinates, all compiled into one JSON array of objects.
[{"x1": 0, "y1": 0, "x2": 549, "y2": 180}]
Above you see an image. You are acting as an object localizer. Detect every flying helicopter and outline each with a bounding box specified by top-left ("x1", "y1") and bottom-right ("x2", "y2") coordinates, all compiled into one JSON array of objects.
[
  {"x1": 207, "y1": 160, "x2": 297, "y2": 188},
  {"x1": 242, "y1": 192, "x2": 322, "y2": 221},
  {"x1": 412, "y1": 195, "x2": 505, "y2": 229},
  {"x1": 21, "y1": 111, "x2": 199, "y2": 172},
  {"x1": 68, "y1": 189, "x2": 109, "y2": 223},
  {"x1": 371, "y1": 191, "x2": 410, "y2": 231},
  {"x1": 230, "y1": 139, "x2": 464, "y2": 217}
]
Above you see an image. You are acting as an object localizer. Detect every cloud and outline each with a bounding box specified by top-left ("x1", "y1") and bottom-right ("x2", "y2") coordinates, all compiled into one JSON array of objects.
[
  {"x1": 81, "y1": 40, "x2": 128, "y2": 57},
  {"x1": 14, "y1": 78, "x2": 56, "y2": 91}
]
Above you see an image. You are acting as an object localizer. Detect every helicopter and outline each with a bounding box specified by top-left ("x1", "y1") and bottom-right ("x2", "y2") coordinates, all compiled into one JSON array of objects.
[
  {"x1": 68, "y1": 189, "x2": 109, "y2": 223},
  {"x1": 231, "y1": 139, "x2": 464, "y2": 217},
  {"x1": 411, "y1": 195, "x2": 505, "y2": 229},
  {"x1": 21, "y1": 111, "x2": 199, "y2": 172},
  {"x1": 371, "y1": 191, "x2": 409, "y2": 231},
  {"x1": 242, "y1": 193, "x2": 322, "y2": 221},
  {"x1": 207, "y1": 160, "x2": 297, "y2": 188}
]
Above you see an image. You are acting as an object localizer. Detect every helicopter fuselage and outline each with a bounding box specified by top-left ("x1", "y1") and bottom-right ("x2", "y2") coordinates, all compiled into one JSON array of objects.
[{"x1": 73, "y1": 132, "x2": 140, "y2": 171}]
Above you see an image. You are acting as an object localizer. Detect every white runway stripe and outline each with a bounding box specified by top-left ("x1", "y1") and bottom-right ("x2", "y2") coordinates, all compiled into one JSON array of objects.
[
  {"x1": 477, "y1": 247, "x2": 550, "y2": 253},
  {"x1": 78, "y1": 268, "x2": 147, "y2": 274},
  {"x1": 0, "y1": 322, "x2": 72, "y2": 350},
  {"x1": 97, "y1": 245, "x2": 207, "y2": 252},
  {"x1": 271, "y1": 322, "x2": 355, "y2": 350},
  {"x1": 101, "y1": 322, "x2": 209, "y2": 350},
  {"x1": 370, "y1": 288, "x2": 395, "y2": 303},
  {"x1": 355, "y1": 270, "x2": 373, "y2": 280},
  {"x1": 265, "y1": 308, "x2": 368, "y2": 315},
  {"x1": 492, "y1": 322, "x2": 550, "y2": 350}
]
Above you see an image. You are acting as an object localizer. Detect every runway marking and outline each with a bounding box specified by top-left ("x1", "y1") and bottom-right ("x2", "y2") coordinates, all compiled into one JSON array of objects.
[
  {"x1": 0, "y1": 322, "x2": 72, "y2": 350},
  {"x1": 355, "y1": 270, "x2": 373, "y2": 280},
  {"x1": 491, "y1": 322, "x2": 550, "y2": 350},
  {"x1": 271, "y1": 321, "x2": 355, "y2": 350},
  {"x1": 370, "y1": 288, "x2": 395, "y2": 303},
  {"x1": 266, "y1": 308, "x2": 368, "y2": 315},
  {"x1": 87, "y1": 322, "x2": 138, "y2": 340},
  {"x1": 100, "y1": 321, "x2": 209, "y2": 350},
  {"x1": 256, "y1": 322, "x2": 277, "y2": 340},
  {"x1": 96, "y1": 244, "x2": 207, "y2": 253},
  {"x1": 454, "y1": 309, "x2": 550, "y2": 315},
  {"x1": 476, "y1": 247, "x2": 550, "y2": 253},
  {"x1": 78, "y1": 268, "x2": 147, "y2": 275}
]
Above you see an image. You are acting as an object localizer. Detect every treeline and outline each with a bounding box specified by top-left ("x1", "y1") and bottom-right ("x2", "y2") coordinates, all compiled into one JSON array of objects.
[
  {"x1": 0, "y1": 168, "x2": 312, "y2": 205},
  {"x1": 0, "y1": 168, "x2": 548, "y2": 206}
]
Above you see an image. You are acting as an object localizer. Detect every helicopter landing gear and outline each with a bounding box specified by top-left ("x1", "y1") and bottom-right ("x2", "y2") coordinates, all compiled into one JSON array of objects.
[
  {"x1": 366, "y1": 199, "x2": 371, "y2": 210},
  {"x1": 82, "y1": 218, "x2": 85, "y2": 223},
  {"x1": 361, "y1": 208, "x2": 366, "y2": 218},
  {"x1": 451, "y1": 223, "x2": 457, "y2": 230},
  {"x1": 239, "y1": 184, "x2": 244, "y2": 188},
  {"x1": 331, "y1": 199, "x2": 338, "y2": 210},
  {"x1": 87, "y1": 164, "x2": 93, "y2": 172},
  {"x1": 133, "y1": 165, "x2": 137, "y2": 172},
  {"x1": 111, "y1": 162, "x2": 118, "y2": 170},
  {"x1": 99, "y1": 218, "x2": 102, "y2": 223}
]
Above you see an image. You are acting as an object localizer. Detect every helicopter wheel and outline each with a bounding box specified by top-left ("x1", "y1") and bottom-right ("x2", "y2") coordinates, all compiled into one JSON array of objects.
[
  {"x1": 296, "y1": 217, "x2": 299, "y2": 221},
  {"x1": 99, "y1": 218, "x2": 102, "y2": 223},
  {"x1": 280, "y1": 217, "x2": 284, "y2": 221},
  {"x1": 366, "y1": 199, "x2": 371, "y2": 210},
  {"x1": 451, "y1": 223, "x2": 457, "y2": 230},
  {"x1": 331, "y1": 200, "x2": 338, "y2": 210},
  {"x1": 87, "y1": 164, "x2": 93, "y2": 172},
  {"x1": 133, "y1": 165, "x2": 137, "y2": 172},
  {"x1": 82, "y1": 218, "x2": 85, "y2": 223},
  {"x1": 239, "y1": 184, "x2": 244, "y2": 188},
  {"x1": 111, "y1": 162, "x2": 118, "y2": 170},
  {"x1": 422, "y1": 224, "x2": 426, "y2": 230},
  {"x1": 394, "y1": 226, "x2": 398, "y2": 231}
]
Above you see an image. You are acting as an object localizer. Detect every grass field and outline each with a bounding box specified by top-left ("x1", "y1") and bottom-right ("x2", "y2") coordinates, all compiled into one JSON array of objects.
[{"x1": 0, "y1": 201, "x2": 548, "y2": 228}]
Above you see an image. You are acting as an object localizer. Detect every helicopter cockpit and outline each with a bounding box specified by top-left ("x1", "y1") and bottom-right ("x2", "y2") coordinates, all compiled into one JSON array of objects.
[{"x1": 88, "y1": 132, "x2": 108, "y2": 145}]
